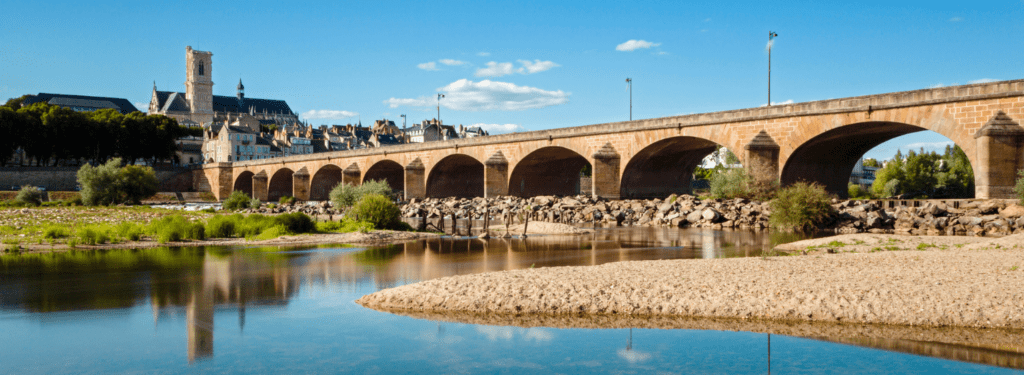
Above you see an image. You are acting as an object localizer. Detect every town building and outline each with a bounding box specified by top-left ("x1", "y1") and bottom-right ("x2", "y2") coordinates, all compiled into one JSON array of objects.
[
  {"x1": 22, "y1": 93, "x2": 139, "y2": 114},
  {"x1": 148, "y1": 46, "x2": 300, "y2": 129}
]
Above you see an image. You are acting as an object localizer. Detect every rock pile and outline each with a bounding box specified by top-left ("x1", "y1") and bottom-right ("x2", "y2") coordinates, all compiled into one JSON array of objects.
[{"x1": 401, "y1": 195, "x2": 1024, "y2": 236}]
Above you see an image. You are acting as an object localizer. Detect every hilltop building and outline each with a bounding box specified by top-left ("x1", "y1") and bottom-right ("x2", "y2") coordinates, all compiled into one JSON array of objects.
[{"x1": 149, "y1": 46, "x2": 300, "y2": 128}]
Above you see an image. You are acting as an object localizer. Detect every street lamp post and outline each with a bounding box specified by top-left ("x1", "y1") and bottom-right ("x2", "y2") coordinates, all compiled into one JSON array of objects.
[
  {"x1": 437, "y1": 93, "x2": 445, "y2": 141},
  {"x1": 625, "y1": 78, "x2": 632, "y2": 121},
  {"x1": 768, "y1": 31, "x2": 778, "y2": 106}
]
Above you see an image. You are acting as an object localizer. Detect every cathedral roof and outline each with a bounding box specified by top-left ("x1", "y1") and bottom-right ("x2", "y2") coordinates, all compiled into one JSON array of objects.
[
  {"x1": 152, "y1": 91, "x2": 295, "y2": 115},
  {"x1": 24, "y1": 93, "x2": 139, "y2": 114}
]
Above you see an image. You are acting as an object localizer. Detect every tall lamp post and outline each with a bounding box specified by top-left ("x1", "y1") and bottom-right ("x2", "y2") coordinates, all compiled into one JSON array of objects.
[
  {"x1": 436, "y1": 93, "x2": 445, "y2": 140},
  {"x1": 767, "y1": 31, "x2": 778, "y2": 106},
  {"x1": 625, "y1": 78, "x2": 633, "y2": 121}
]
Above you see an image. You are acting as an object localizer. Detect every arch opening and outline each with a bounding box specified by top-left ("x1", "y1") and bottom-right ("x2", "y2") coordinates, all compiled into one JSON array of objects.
[
  {"x1": 268, "y1": 168, "x2": 294, "y2": 202},
  {"x1": 309, "y1": 165, "x2": 342, "y2": 201},
  {"x1": 426, "y1": 154, "x2": 484, "y2": 198},
  {"x1": 233, "y1": 171, "x2": 254, "y2": 198},
  {"x1": 364, "y1": 160, "x2": 405, "y2": 193},
  {"x1": 782, "y1": 123, "x2": 975, "y2": 198},
  {"x1": 620, "y1": 136, "x2": 721, "y2": 199},
  {"x1": 508, "y1": 147, "x2": 591, "y2": 197}
]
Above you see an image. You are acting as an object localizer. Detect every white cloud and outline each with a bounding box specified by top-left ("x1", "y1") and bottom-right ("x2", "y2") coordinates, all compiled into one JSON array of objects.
[
  {"x1": 949, "y1": 17, "x2": 963, "y2": 22},
  {"x1": 469, "y1": 123, "x2": 526, "y2": 134},
  {"x1": 476, "y1": 326, "x2": 515, "y2": 341},
  {"x1": 969, "y1": 78, "x2": 998, "y2": 84},
  {"x1": 477, "y1": 52, "x2": 490, "y2": 57},
  {"x1": 759, "y1": 99, "x2": 794, "y2": 107},
  {"x1": 517, "y1": 59, "x2": 560, "y2": 74},
  {"x1": 302, "y1": 109, "x2": 358, "y2": 119},
  {"x1": 655, "y1": 51, "x2": 669, "y2": 55},
  {"x1": 904, "y1": 141, "x2": 954, "y2": 151},
  {"x1": 134, "y1": 102, "x2": 148, "y2": 111},
  {"x1": 440, "y1": 79, "x2": 569, "y2": 111},
  {"x1": 439, "y1": 59, "x2": 466, "y2": 66},
  {"x1": 521, "y1": 328, "x2": 554, "y2": 342},
  {"x1": 417, "y1": 62, "x2": 438, "y2": 71},
  {"x1": 930, "y1": 83, "x2": 948, "y2": 88},
  {"x1": 475, "y1": 61, "x2": 516, "y2": 77},
  {"x1": 384, "y1": 79, "x2": 570, "y2": 111},
  {"x1": 616, "y1": 39, "x2": 661, "y2": 52},
  {"x1": 383, "y1": 97, "x2": 432, "y2": 108}
]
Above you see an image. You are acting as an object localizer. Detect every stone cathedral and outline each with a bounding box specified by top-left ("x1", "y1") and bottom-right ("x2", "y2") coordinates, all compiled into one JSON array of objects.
[{"x1": 149, "y1": 46, "x2": 300, "y2": 128}]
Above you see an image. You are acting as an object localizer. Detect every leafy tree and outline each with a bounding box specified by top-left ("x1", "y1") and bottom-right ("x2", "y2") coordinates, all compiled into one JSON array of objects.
[
  {"x1": 78, "y1": 159, "x2": 123, "y2": 205},
  {"x1": 862, "y1": 158, "x2": 880, "y2": 168},
  {"x1": 0, "y1": 107, "x2": 24, "y2": 166},
  {"x1": 114, "y1": 164, "x2": 159, "y2": 204}
]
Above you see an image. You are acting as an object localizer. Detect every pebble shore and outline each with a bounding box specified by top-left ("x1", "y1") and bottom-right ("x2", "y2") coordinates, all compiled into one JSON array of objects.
[{"x1": 358, "y1": 233, "x2": 1024, "y2": 329}]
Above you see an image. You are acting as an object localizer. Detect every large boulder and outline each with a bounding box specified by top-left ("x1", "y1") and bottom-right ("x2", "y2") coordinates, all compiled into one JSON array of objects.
[{"x1": 999, "y1": 204, "x2": 1024, "y2": 218}]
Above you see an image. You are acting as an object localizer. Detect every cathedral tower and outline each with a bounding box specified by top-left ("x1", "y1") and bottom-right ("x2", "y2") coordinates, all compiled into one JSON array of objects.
[{"x1": 185, "y1": 46, "x2": 214, "y2": 125}]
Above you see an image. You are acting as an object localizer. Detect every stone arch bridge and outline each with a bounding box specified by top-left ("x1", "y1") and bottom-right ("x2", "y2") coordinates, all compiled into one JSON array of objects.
[{"x1": 195, "y1": 80, "x2": 1024, "y2": 201}]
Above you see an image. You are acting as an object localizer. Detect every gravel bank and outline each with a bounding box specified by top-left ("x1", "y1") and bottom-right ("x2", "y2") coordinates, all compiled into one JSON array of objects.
[{"x1": 358, "y1": 234, "x2": 1024, "y2": 329}]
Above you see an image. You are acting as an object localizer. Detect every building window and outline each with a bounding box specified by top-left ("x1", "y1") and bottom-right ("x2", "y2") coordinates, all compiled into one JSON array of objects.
[{"x1": 198, "y1": 61, "x2": 205, "y2": 76}]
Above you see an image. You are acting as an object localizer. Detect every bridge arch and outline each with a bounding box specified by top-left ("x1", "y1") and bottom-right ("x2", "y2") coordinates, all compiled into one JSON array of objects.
[
  {"x1": 309, "y1": 164, "x2": 342, "y2": 201},
  {"x1": 508, "y1": 146, "x2": 591, "y2": 197},
  {"x1": 233, "y1": 171, "x2": 255, "y2": 197},
  {"x1": 268, "y1": 168, "x2": 294, "y2": 202},
  {"x1": 426, "y1": 154, "x2": 484, "y2": 198},
  {"x1": 364, "y1": 159, "x2": 404, "y2": 193},
  {"x1": 781, "y1": 121, "x2": 977, "y2": 198},
  {"x1": 620, "y1": 136, "x2": 724, "y2": 199}
]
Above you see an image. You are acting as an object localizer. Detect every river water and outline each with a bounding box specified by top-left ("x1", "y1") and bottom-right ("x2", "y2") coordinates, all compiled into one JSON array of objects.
[{"x1": 0, "y1": 227, "x2": 1021, "y2": 374}]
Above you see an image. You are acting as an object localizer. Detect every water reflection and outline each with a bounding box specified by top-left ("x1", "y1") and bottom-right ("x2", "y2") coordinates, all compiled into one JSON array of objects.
[{"x1": 0, "y1": 228, "x2": 1020, "y2": 373}]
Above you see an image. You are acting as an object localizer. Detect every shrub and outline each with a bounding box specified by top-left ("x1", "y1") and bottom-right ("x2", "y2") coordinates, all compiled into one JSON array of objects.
[
  {"x1": 113, "y1": 164, "x2": 158, "y2": 204},
  {"x1": 770, "y1": 182, "x2": 836, "y2": 232},
  {"x1": 255, "y1": 225, "x2": 289, "y2": 241},
  {"x1": 274, "y1": 212, "x2": 315, "y2": 234},
  {"x1": 77, "y1": 158, "x2": 158, "y2": 205},
  {"x1": 1015, "y1": 169, "x2": 1024, "y2": 205},
  {"x1": 205, "y1": 215, "x2": 239, "y2": 238},
  {"x1": 233, "y1": 214, "x2": 277, "y2": 238},
  {"x1": 42, "y1": 225, "x2": 70, "y2": 239},
  {"x1": 317, "y1": 219, "x2": 373, "y2": 233},
  {"x1": 710, "y1": 168, "x2": 750, "y2": 199},
  {"x1": 114, "y1": 222, "x2": 145, "y2": 241},
  {"x1": 16, "y1": 185, "x2": 43, "y2": 206},
  {"x1": 848, "y1": 184, "x2": 871, "y2": 199},
  {"x1": 279, "y1": 196, "x2": 295, "y2": 205},
  {"x1": 249, "y1": 198, "x2": 261, "y2": 209},
  {"x1": 148, "y1": 215, "x2": 206, "y2": 243},
  {"x1": 76, "y1": 225, "x2": 111, "y2": 245},
  {"x1": 349, "y1": 194, "x2": 402, "y2": 230},
  {"x1": 223, "y1": 191, "x2": 251, "y2": 211},
  {"x1": 330, "y1": 180, "x2": 394, "y2": 210}
]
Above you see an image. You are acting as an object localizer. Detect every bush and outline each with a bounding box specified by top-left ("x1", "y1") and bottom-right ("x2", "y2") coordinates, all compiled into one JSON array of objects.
[
  {"x1": 349, "y1": 194, "x2": 402, "y2": 230},
  {"x1": 114, "y1": 222, "x2": 144, "y2": 241},
  {"x1": 770, "y1": 182, "x2": 836, "y2": 232},
  {"x1": 205, "y1": 215, "x2": 239, "y2": 238},
  {"x1": 710, "y1": 168, "x2": 750, "y2": 199},
  {"x1": 223, "y1": 191, "x2": 251, "y2": 211},
  {"x1": 42, "y1": 225, "x2": 70, "y2": 239},
  {"x1": 316, "y1": 219, "x2": 374, "y2": 233},
  {"x1": 148, "y1": 215, "x2": 205, "y2": 243},
  {"x1": 114, "y1": 164, "x2": 158, "y2": 204},
  {"x1": 15, "y1": 185, "x2": 43, "y2": 206},
  {"x1": 330, "y1": 180, "x2": 394, "y2": 210},
  {"x1": 1015, "y1": 169, "x2": 1024, "y2": 205},
  {"x1": 848, "y1": 184, "x2": 871, "y2": 199},
  {"x1": 76, "y1": 225, "x2": 110, "y2": 245},
  {"x1": 77, "y1": 158, "x2": 158, "y2": 205},
  {"x1": 255, "y1": 225, "x2": 289, "y2": 241},
  {"x1": 279, "y1": 196, "x2": 295, "y2": 205},
  {"x1": 274, "y1": 212, "x2": 315, "y2": 234},
  {"x1": 249, "y1": 198, "x2": 261, "y2": 209}
]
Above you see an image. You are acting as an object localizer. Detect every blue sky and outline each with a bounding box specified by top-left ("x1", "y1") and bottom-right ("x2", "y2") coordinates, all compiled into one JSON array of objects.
[{"x1": 2, "y1": 0, "x2": 1021, "y2": 161}]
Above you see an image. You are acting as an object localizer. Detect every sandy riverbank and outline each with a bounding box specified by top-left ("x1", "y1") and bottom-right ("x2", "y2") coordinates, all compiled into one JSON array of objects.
[
  {"x1": 486, "y1": 222, "x2": 593, "y2": 235},
  {"x1": 358, "y1": 233, "x2": 1024, "y2": 329},
  {"x1": 13, "y1": 230, "x2": 442, "y2": 254}
]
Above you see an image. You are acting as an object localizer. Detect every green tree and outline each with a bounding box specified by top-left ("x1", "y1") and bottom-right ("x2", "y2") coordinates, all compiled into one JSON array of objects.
[
  {"x1": 862, "y1": 158, "x2": 880, "y2": 168},
  {"x1": 0, "y1": 107, "x2": 24, "y2": 166},
  {"x1": 114, "y1": 164, "x2": 159, "y2": 204},
  {"x1": 78, "y1": 158, "x2": 123, "y2": 205}
]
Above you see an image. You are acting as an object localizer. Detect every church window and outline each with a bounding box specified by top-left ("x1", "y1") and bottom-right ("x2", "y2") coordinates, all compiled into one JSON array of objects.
[{"x1": 198, "y1": 61, "x2": 205, "y2": 76}]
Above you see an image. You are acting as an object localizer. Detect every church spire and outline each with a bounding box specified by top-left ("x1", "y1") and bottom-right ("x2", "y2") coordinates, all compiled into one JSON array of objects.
[{"x1": 236, "y1": 79, "x2": 245, "y2": 101}]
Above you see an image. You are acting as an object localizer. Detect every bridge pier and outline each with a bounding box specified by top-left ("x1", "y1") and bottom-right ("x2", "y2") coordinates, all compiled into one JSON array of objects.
[
  {"x1": 204, "y1": 163, "x2": 233, "y2": 201},
  {"x1": 484, "y1": 151, "x2": 509, "y2": 198},
  {"x1": 744, "y1": 130, "x2": 781, "y2": 187},
  {"x1": 292, "y1": 167, "x2": 310, "y2": 201},
  {"x1": 404, "y1": 158, "x2": 425, "y2": 200},
  {"x1": 343, "y1": 163, "x2": 361, "y2": 186},
  {"x1": 592, "y1": 143, "x2": 621, "y2": 200},
  {"x1": 252, "y1": 171, "x2": 268, "y2": 201},
  {"x1": 974, "y1": 111, "x2": 1024, "y2": 199}
]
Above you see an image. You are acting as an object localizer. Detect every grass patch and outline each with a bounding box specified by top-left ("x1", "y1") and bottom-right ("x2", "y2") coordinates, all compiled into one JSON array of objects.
[
  {"x1": 317, "y1": 219, "x2": 373, "y2": 233},
  {"x1": 147, "y1": 215, "x2": 206, "y2": 243},
  {"x1": 916, "y1": 243, "x2": 935, "y2": 251}
]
